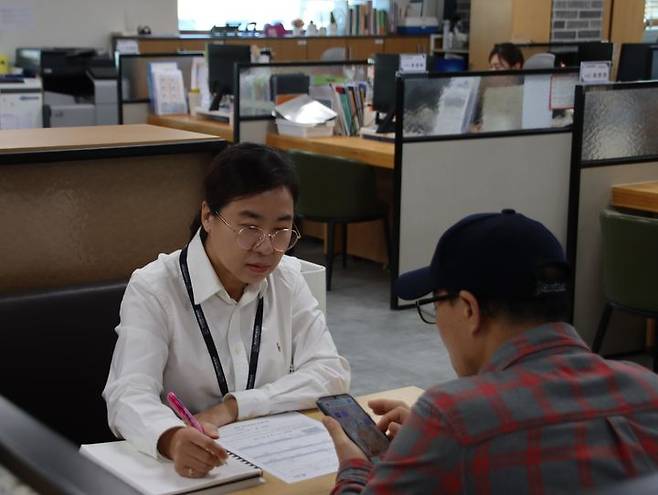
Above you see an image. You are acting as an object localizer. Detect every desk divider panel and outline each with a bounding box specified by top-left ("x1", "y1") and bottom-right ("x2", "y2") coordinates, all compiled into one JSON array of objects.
[
  {"x1": 234, "y1": 61, "x2": 369, "y2": 143},
  {"x1": 567, "y1": 82, "x2": 658, "y2": 352},
  {"x1": 392, "y1": 69, "x2": 579, "y2": 309},
  {"x1": 0, "y1": 144, "x2": 225, "y2": 294},
  {"x1": 117, "y1": 52, "x2": 203, "y2": 124}
]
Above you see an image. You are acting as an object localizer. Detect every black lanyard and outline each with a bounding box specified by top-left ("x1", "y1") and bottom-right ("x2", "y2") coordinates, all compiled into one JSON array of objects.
[{"x1": 179, "y1": 245, "x2": 264, "y2": 397}]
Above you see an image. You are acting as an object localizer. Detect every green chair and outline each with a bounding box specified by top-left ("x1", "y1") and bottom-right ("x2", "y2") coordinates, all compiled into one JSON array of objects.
[
  {"x1": 593, "y1": 208, "x2": 658, "y2": 371},
  {"x1": 289, "y1": 149, "x2": 391, "y2": 290}
]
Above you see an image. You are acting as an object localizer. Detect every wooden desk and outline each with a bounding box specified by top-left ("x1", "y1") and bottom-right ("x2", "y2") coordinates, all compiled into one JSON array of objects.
[
  {"x1": 0, "y1": 124, "x2": 219, "y2": 154},
  {"x1": 612, "y1": 181, "x2": 658, "y2": 214},
  {"x1": 232, "y1": 386, "x2": 424, "y2": 495},
  {"x1": 148, "y1": 114, "x2": 234, "y2": 142},
  {"x1": 266, "y1": 133, "x2": 394, "y2": 170}
]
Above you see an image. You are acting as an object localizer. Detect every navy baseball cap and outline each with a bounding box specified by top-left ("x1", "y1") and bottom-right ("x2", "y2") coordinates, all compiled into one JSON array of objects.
[{"x1": 394, "y1": 209, "x2": 568, "y2": 301}]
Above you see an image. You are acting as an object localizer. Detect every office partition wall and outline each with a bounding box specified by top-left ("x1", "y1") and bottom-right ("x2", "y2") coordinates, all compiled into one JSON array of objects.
[
  {"x1": 567, "y1": 82, "x2": 658, "y2": 352},
  {"x1": 234, "y1": 61, "x2": 369, "y2": 143},
  {"x1": 392, "y1": 69, "x2": 579, "y2": 308},
  {"x1": 117, "y1": 52, "x2": 203, "y2": 124}
]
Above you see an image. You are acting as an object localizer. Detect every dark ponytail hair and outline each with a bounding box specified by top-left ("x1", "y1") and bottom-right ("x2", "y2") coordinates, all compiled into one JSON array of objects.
[
  {"x1": 489, "y1": 43, "x2": 525, "y2": 68},
  {"x1": 190, "y1": 143, "x2": 299, "y2": 242}
]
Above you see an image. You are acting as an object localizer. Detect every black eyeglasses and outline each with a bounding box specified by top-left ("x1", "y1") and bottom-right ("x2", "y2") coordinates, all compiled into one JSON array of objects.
[{"x1": 415, "y1": 293, "x2": 458, "y2": 324}]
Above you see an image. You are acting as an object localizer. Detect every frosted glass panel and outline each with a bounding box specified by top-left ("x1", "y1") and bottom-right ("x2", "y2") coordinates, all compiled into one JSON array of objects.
[
  {"x1": 402, "y1": 71, "x2": 577, "y2": 138},
  {"x1": 239, "y1": 63, "x2": 368, "y2": 117},
  {"x1": 582, "y1": 87, "x2": 658, "y2": 162}
]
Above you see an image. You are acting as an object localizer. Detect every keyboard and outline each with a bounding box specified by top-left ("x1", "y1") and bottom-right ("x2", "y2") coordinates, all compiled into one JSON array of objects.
[
  {"x1": 359, "y1": 126, "x2": 395, "y2": 142},
  {"x1": 195, "y1": 108, "x2": 231, "y2": 122}
]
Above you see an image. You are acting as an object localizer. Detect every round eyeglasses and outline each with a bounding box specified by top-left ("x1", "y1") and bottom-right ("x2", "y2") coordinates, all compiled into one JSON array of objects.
[
  {"x1": 216, "y1": 213, "x2": 301, "y2": 253},
  {"x1": 415, "y1": 293, "x2": 458, "y2": 324}
]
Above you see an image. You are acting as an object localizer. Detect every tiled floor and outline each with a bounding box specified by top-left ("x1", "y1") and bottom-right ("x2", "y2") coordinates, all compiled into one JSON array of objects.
[{"x1": 295, "y1": 239, "x2": 456, "y2": 397}]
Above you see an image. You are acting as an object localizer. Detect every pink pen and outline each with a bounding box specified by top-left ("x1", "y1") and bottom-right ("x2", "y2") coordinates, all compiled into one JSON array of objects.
[{"x1": 166, "y1": 392, "x2": 204, "y2": 434}]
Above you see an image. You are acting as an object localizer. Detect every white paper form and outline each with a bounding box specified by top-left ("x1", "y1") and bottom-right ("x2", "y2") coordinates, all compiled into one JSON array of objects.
[{"x1": 217, "y1": 412, "x2": 338, "y2": 483}]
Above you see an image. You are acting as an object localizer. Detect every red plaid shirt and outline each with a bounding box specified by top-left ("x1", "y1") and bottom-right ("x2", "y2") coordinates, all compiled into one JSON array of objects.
[{"x1": 332, "y1": 323, "x2": 658, "y2": 494}]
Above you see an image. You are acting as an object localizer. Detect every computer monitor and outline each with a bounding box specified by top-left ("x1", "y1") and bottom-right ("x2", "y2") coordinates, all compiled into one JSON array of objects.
[
  {"x1": 433, "y1": 56, "x2": 467, "y2": 73},
  {"x1": 617, "y1": 43, "x2": 655, "y2": 81},
  {"x1": 578, "y1": 41, "x2": 614, "y2": 63},
  {"x1": 0, "y1": 395, "x2": 140, "y2": 495},
  {"x1": 206, "y1": 44, "x2": 251, "y2": 110},
  {"x1": 372, "y1": 54, "x2": 400, "y2": 133}
]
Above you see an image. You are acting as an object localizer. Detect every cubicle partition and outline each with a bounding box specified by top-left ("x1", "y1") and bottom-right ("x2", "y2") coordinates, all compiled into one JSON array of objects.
[
  {"x1": 117, "y1": 52, "x2": 203, "y2": 124},
  {"x1": 567, "y1": 82, "x2": 658, "y2": 352},
  {"x1": 391, "y1": 68, "x2": 579, "y2": 308},
  {"x1": 234, "y1": 61, "x2": 369, "y2": 143}
]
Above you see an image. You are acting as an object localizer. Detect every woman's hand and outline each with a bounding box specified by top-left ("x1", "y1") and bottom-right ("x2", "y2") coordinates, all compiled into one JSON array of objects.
[
  {"x1": 157, "y1": 422, "x2": 227, "y2": 478},
  {"x1": 195, "y1": 396, "x2": 239, "y2": 429},
  {"x1": 368, "y1": 398, "x2": 411, "y2": 440}
]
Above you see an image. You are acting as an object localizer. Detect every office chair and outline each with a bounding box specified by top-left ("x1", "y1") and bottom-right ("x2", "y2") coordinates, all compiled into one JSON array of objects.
[
  {"x1": 593, "y1": 209, "x2": 658, "y2": 371},
  {"x1": 0, "y1": 281, "x2": 127, "y2": 445},
  {"x1": 289, "y1": 149, "x2": 391, "y2": 290}
]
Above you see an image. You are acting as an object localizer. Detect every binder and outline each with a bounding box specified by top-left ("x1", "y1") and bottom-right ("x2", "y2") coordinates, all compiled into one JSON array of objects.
[{"x1": 80, "y1": 441, "x2": 263, "y2": 495}]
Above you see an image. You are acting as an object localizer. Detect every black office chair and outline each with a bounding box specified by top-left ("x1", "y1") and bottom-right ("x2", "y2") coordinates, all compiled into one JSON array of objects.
[
  {"x1": 0, "y1": 281, "x2": 127, "y2": 445},
  {"x1": 0, "y1": 394, "x2": 140, "y2": 495}
]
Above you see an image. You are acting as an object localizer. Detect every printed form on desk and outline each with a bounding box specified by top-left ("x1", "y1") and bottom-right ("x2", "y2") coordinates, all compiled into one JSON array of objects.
[{"x1": 218, "y1": 412, "x2": 338, "y2": 483}]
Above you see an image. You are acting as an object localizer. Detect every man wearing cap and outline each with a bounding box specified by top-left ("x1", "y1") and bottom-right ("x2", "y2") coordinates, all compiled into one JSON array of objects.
[{"x1": 323, "y1": 210, "x2": 658, "y2": 494}]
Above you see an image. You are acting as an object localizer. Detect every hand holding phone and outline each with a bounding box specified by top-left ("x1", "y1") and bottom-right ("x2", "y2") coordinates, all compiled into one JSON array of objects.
[{"x1": 317, "y1": 394, "x2": 390, "y2": 459}]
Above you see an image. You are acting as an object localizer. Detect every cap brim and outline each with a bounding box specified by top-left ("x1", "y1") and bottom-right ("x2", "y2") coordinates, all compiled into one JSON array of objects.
[{"x1": 393, "y1": 266, "x2": 435, "y2": 301}]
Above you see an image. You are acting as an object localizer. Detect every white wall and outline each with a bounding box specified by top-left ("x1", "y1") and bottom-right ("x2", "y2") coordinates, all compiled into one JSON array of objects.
[{"x1": 0, "y1": 0, "x2": 178, "y2": 62}]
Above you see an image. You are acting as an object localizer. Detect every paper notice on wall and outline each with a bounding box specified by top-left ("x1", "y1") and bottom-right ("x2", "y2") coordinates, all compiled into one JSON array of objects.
[{"x1": 0, "y1": 4, "x2": 34, "y2": 31}]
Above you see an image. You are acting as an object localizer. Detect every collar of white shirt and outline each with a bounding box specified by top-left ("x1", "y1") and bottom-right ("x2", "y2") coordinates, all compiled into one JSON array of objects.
[{"x1": 187, "y1": 230, "x2": 268, "y2": 306}]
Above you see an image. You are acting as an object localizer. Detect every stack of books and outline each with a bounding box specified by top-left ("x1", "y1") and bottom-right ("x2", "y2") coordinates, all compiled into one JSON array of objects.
[
  {"x1": 347, "y1": 1, "x2": 390, "y2": 35},
  {"x1": 329, "y1": 82, "x2": 368, "y2": 137}
]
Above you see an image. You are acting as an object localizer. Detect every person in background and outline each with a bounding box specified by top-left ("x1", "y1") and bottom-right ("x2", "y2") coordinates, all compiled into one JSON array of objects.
[
  {"x1": 324, "y1": 209, "x2": 658, "y2": 494},
  {"x1": 489, "y1": 42, "x2": 525, "y2": 70},
  {"x1": 104, "y1": 143, "x2": 350, "y2": 478}
]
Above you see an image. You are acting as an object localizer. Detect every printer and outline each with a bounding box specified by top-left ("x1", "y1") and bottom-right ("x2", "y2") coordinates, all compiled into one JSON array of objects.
[
  {"x1": 0, "y1": 76, "x2": 43, "y2": 129},
  {"x1": 15, "y1": 47, "x2": 118, "y2": 127}
]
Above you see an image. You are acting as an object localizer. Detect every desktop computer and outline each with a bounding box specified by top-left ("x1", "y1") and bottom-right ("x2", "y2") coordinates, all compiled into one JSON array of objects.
[
  {"x1": 617, "y1": 43, "x2": 658, "y2": 82},
  {"x1": 203, "y1": 44, "x2": 251, "y2": 120},
  {"x1": 577, "y1": 41, "x2": 614, "y2": 63},
  {"x1": 371, "y1": 53, "x2": 400, "y2": 135}
]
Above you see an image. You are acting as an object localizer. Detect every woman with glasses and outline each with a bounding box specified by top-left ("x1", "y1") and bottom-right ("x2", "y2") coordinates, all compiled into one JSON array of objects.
[{"x1": 103, "y1": 143, "x2": 350, "y2": 478}]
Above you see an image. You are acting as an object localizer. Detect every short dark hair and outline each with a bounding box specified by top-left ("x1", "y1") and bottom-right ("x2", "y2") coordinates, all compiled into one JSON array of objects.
[
  {"x1": 489, "y1": 43, "x2": 525, "y2": 68},
  {"x1": 470, "y1": 264, "x2": 570, "y2": 323},
  {"x1": 189, "y1": 143, "x2": 299, "y2": 242}
]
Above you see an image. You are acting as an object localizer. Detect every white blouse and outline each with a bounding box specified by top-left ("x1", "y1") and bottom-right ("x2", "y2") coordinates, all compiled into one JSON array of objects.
[{"x1": 103, "y1": 231, "x2": 350, "y2": 458}]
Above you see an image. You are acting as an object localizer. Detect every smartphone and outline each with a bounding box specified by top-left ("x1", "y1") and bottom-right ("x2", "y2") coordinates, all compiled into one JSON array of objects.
[{"x1": 317, "y1": 393, "x2": 390, "y2": 459}]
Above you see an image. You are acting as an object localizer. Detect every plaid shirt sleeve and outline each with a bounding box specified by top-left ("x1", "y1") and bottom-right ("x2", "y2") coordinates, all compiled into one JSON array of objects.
[{"x1": 332, "y1": 393, "x2": 464, "y2": 495}]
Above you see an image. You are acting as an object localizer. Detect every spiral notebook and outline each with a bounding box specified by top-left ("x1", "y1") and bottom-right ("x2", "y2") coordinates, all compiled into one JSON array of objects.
[{"x1": 80, "y1": 441, "x2": 263, "y2": 495}]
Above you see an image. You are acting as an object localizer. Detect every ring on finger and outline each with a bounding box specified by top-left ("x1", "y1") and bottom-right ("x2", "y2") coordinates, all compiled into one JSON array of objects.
[{"x1": 187, "y1": 467, "x2": 194, "y2": 477}]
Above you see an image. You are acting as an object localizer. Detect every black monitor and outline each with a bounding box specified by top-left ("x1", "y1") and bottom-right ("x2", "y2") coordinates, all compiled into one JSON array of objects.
[
  {"x1": 617, "y1": 43, "x2": 656, "y2": 81},
  {"x1": 578, "y1": 41, "x2": 614, "y2": 63},
  {"x1": 373, "y1": 54, "x2": 402, "y2": 133},
  {"x1": 207, "y1": 44, "x2": 251, "y2": 110},
  {"x1": 0, "y1": 394, "x2": 140, "y2": 495}
]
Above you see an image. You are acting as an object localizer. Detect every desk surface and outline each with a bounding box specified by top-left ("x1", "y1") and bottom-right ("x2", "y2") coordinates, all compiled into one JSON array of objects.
[
  {"x1": 0, "y1": 124, "x2": 220, "y2": 154},
  {"x1": 611, "y1": 181, "x2": 658, "y2": 214},
  {"x1": 232, "y1": 386, "x2": 423, "y2": 495},
  {"x1": 147, "y1": 114, "x2": 234, "y2": 142},
  {"x1": 266, "y1": 133, "x2": 395, "y2": 170}
]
